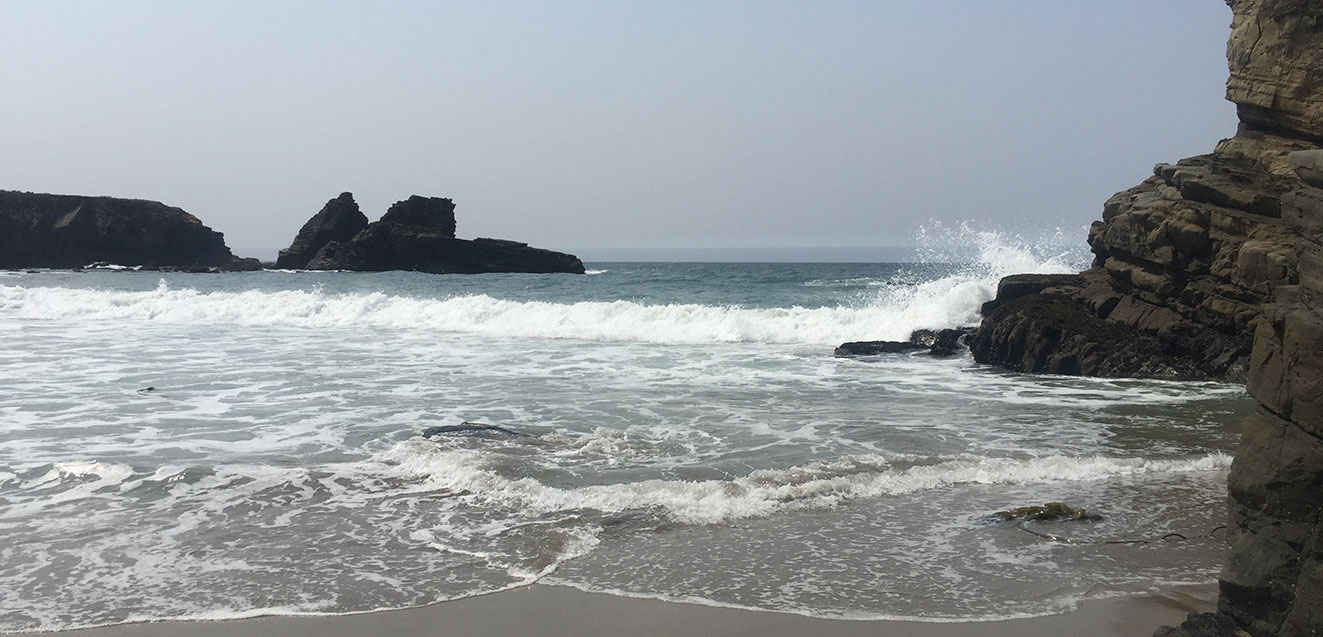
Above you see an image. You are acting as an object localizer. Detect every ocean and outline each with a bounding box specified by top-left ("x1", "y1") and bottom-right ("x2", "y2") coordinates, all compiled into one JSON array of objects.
[{"x1": 0, "y1": 237, "x2": 1250, "y2": 632}]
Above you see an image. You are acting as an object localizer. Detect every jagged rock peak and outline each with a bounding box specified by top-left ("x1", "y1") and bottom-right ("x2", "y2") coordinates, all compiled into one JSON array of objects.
[
  {"x1": 378, "y1": 195, "x2": 457, "y2": 237},
  {"x1": 275, "y1": 192, "x2": 370, "y2": 270}
]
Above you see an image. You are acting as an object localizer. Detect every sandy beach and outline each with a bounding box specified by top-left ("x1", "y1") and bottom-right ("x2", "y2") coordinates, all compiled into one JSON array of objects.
[{"x1": 35, "y1": 582, "x2": 1215, "y2": 637}]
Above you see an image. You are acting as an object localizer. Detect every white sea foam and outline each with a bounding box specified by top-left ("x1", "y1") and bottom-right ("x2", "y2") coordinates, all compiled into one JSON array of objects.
[
  {"x1": 383, "y1": 441, "x2": 1231, "y2": 526},
  {"x1": 0, "y1": 230, "x2": 1080, "y2": 345}
]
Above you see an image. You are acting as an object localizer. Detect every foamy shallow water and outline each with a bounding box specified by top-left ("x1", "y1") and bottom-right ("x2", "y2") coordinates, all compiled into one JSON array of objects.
[{"x1": 0, "y1": 259, "x2": 1251, "y2": 631}]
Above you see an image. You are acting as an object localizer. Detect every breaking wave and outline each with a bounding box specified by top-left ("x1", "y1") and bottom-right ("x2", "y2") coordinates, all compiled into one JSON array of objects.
[
  {"x1": 384, "y1": 440, "x2": 1231, "y2": 526},
  {"x1": 0, "y1": 228, "x2": 1083, "y2": 345}
]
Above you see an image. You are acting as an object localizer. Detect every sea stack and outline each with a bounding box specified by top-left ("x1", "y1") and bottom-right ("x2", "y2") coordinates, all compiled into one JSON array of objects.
[
  {"x1": 287, "y1": 194, "x2": 586, "y2": 274},
  {"x1": 972, "y1": 1, "x2": 1323, "y2": 634},
  {"x1": 0, "y1": 190, "x2": 259, "y2": 271},
  {"x1": 274, "y1": 192, "x2": 370, "y2": 270}
]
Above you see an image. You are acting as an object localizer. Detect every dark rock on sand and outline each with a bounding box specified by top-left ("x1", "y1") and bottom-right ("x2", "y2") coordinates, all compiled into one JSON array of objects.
[
  {"x1": 275, "y1": 192, "x2": 369, "y2": 270},
  {"x1": 299, "y1": 195, "x2": 585, "y2": 275},
  {"x1": 0, "y1": 190, "x2": 254, "y2": 270},
  {"x1": 1153, "y1": 612, "x2": 1246, "y2": 637}
]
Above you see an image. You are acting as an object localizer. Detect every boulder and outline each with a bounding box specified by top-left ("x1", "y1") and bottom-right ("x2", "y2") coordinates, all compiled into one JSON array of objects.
[
  {"x1": 275, "y1": 192, "x2": 369, "y2": 269},
  {"x1": 0, "y1": 190, "x2": 251, "y2": 270}
]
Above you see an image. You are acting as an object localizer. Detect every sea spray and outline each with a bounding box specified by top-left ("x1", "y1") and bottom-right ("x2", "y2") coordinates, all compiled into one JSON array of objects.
[
  {"x1": 0, "y1": 226, "x2": 1094, "y2": 345},
  {"x1": 0, "y1": 233, "x2": 1248, "y2": 631}
]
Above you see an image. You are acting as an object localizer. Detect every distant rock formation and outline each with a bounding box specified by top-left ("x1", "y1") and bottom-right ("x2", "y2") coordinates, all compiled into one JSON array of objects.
[
  {"x1": 274, "y1": 192, "x2": 369, "y2": 270},
  {"x1": 967, "y1": 1, "x2": 1323, "y2": 634},
  {"x1": 289, "y1": 194, "x2": 585, "y2": 274},
  {"x1": 0, "y1": 190, "x2": 258, "y2": 270}
]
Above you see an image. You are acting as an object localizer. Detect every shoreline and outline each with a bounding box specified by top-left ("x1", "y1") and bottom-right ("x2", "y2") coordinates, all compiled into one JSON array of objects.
[{"x1": 28, "y1": 581, "x2": 1217, "y2": 637}]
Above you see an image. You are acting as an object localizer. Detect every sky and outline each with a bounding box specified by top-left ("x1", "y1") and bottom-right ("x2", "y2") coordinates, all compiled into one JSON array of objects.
[{"x1": 2, "y1": 1, "x2": 1237, "y2": 260}]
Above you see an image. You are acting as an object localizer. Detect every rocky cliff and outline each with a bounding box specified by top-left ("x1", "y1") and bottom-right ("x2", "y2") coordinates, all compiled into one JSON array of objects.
[
  {"x1": 288, "y1": 194, "x2": 586, "y2": 275},
  {"x1": 0, "y1": 190, "x2": 258, "y2": 270},
  {"x1": 972, "y1": 1, "x2": 1322, "y2": 635}
]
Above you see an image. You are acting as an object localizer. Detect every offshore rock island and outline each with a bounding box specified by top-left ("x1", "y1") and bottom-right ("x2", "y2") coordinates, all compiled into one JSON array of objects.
[
  {"x1": 972, "y1": 0, "x2": 1322, "y2": 634},
  {"x1": 0, "y1": 189, "x2": 585, "y2": 275},
  {"x1": 0, "y1": 190, "x2": 260, "y2": 271},
  {"x1": 278, "y1": 193, "x2": 586, "y2": 275}
]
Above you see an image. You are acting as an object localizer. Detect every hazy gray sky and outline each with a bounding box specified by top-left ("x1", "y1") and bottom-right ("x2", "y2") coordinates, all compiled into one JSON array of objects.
[{"x1": 3, "y1": 1, "x2": 1236, "y2": 258}]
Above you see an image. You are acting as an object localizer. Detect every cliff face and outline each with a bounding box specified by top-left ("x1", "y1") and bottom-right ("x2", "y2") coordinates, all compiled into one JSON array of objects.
[
  {"x1": 292, "y1": 195, "x2": 586, "y2": 275},
  {"x1": 973, "y1": 2, "x2": 1322, "y2": 635},
  {"x1": 0, "y1": 191, "x2": 255, "y2": 270}
]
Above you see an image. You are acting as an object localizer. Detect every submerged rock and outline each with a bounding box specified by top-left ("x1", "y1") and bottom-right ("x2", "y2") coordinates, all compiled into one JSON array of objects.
[
  {"x1": 0, "y1": 190, "x2": 253, "y2": 270},
  {"x1": 421, "y1": 422, "x2": 522, "y2": 438},
  {"x1": 994, "y1": 502, "x2": 1102, "y2": 523},
  {"x1": 833, "y1": 341, "x2": 928, "y2": 357}
]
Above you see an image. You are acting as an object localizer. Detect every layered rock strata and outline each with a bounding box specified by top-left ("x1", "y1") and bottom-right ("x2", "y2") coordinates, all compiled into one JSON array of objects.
[
  {"x1": 971, "y1": 1, "x2": 1323, "y2": 634},
  {"x1": 0, "y1": 190, "x2": 258, "y2": 270},
  {"x1": 293, "y1": 195, "x2": 585, "y2": 274}
]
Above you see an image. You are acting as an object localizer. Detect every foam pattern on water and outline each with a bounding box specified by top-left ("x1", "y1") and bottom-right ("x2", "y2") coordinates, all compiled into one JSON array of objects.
[{"x1": 0, "y1": 240, "x2": 1248, "y2": 631}]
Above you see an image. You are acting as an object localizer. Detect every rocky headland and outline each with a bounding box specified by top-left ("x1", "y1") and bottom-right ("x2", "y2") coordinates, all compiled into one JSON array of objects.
[
  {"x1": 0, "y1": 190, "x2": 259, "y2": 271},
  {"x1": 971, "y1": 1, "x2": 1322, "y2": 634},
  {"x1": 279, "y1": 193, "x2": 586, "y2": 275}
]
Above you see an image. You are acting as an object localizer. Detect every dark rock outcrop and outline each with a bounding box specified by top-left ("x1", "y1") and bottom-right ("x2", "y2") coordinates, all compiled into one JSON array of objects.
[
  {"x1": 421, "y1": 422, "x2": 523, "y2": 438},
  {"x1": 967, "y1": 1, "x2": 1323, "y2": 634},
  {"x1": 298, "y1": 195, "x2": 585, "y2": 274},
  {"x1": 1154, "y1": 612, "x2": 1246, "y2": 637},
  {"x1": 836, "y1": 327, "x2": 976, "y2": 358},
  {"x1": 834, "y1": 341, "x2": 928, "y2": 357},
  {"x1": 275, "y1": 192, "x2": 369, "y2": 270},
  {"x1": 0, "y1": 190, "x2": 255, "y2": 270},
  {"x1": 971, "y1": 2, "x2": 1320, "y2": 385}
]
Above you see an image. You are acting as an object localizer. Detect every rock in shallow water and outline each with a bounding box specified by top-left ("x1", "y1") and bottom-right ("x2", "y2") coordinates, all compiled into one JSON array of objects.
[
  {"x1": 421, "y1": 422, "x2": 523, "y2": 439},
  {"x1": 833, "y1": 341, "x2": 928, "y2": 357}
]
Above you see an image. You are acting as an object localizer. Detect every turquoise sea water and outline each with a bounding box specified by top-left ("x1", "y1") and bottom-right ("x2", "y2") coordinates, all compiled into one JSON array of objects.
[{"x1": 0, "y1": 254, "x2": 1250, "y2": 631}]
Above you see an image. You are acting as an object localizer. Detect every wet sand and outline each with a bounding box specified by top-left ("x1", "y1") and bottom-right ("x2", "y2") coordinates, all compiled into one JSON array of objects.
[{"x1": 39, "y1": 582, "x2": 1215, "y2": 637}]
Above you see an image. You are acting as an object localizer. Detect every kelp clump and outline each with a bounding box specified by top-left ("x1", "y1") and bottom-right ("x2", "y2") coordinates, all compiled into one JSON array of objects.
[{"x1": 994, "y1": 502, "x2": 1102, "y2": 522}]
